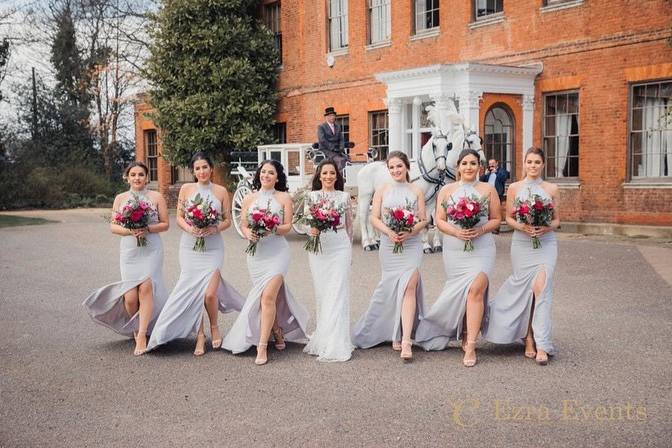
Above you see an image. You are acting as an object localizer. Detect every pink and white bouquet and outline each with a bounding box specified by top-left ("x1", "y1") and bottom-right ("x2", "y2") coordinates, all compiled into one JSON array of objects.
[
  {"x1": 443, "y1": 194, "x2": 489, "y2": 252},
  {"x1": 112, "y1": 193, "x2": 157, "y2": 247},
  {"x1": 512, "y1": 192, "x2": 555, "y2": 249},
  {"x1": 298, "y1": 195, "x2": 346, "y2": 254},
  {"x1": 245, "y1": 200, "x2": 281, "y2": 256},
  {"x1": 383, "y1": 201, "x2": 416, "y2": 254},
  {"x1": 183, "y1": 193, "x2": 221, "y2": 252}
]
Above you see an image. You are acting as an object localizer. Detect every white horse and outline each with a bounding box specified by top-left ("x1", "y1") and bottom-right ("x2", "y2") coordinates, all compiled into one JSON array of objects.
[
  {"x1": 356, "y1": 131, "x2": 451, "y2": 251},
  {"x1": 421, "y1": 125, "x2": 486, "y2": 253}
]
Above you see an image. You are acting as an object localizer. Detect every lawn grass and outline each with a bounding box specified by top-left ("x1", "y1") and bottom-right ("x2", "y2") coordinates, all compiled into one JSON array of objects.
[{"x1": 0, "y1": 215, "x2": 57, "y2": 228}]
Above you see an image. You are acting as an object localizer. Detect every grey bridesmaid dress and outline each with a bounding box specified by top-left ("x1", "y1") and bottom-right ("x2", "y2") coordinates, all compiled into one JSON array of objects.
[
  {"x1": 482, "y1": 177, "x2": 558, "y2": 356},
  {"x1": 352, "y1": 182, "x2": 425, "y2": 349},
  {"x1": 416, "y1": 181, "x2": 495, "y2": 351},
  {"x1": 222, "y1": 189, "x2": 310, "y2": 354},
  {"x1": 146, "y1": 183, "x2": 244, "y2": 351},
  {"x1": 83, "y1": 190, "x2": 168, "y2": 337}
]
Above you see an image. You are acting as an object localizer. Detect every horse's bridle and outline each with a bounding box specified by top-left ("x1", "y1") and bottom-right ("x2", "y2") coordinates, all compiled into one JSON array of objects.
[{"x1": 414, "y1": 133, "x2": 450, "y2": 204}]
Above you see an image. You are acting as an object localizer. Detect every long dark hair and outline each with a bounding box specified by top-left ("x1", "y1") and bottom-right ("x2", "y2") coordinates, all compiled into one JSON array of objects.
[
  {"x1": 386, "y1": 150, "x2": 411, "y2": 182},
  {"x1": 190, "y1": 151, "x2": 214, "y2": 170},
  {"x1": 311, "y1": 159, "x2": 344, "y2": 191},
  {"x1": 253, "y1": 159, "x2": 288, "y2": 192},
  {"x1": 456, "y1": 149, "x2": 481, "y2": 181},
  {"x1": 123, "y1": 161, "x2": 149, "y2": 179}
]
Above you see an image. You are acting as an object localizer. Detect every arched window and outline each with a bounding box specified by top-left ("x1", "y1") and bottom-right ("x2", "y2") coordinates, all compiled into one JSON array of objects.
[{"x1": 484, "y1": 105, "x2": 515, "y2": 179}]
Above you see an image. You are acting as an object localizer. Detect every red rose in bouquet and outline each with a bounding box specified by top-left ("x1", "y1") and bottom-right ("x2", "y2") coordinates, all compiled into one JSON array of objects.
[
  {"x1": 112, "y1": 193, "x2": 157, "y2": 247},
  {"x1": 443, "y1": 194, "x2": 489, "y2": 252},
  {"x1": 183, "y1": 193, "x2": 221, "y2": 252},
  {"x1": 512, "y1": 193, "x2": 554, "y2": 249},
  {"x1": 384, "y1": 200, "x2": 416, "y2": 254},
  {"x1": 295, "y1": 195, "x2": 346, "y2": 254},
  {"x1": 245, "y1": 200, "x2": 281, "y2": 256}
]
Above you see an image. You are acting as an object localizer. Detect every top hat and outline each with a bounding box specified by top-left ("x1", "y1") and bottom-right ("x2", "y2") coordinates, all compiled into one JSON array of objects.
[{"x1": 324, "y1": 107, "x2": 337, "y2": 116}]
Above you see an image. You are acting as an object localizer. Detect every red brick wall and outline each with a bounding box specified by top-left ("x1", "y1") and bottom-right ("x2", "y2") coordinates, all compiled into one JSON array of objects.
[
  {"x1": 271, "y1": 0, "x2": 672, "y2": 226},
  {"x1": 136, "y1": 0, "x2": 672, "y2": 223}
]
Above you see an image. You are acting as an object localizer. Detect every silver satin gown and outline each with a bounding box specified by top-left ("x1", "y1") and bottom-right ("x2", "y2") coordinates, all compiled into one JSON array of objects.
[
  {"x1": 147, "y1": 183, "x2": 244, "y2": 351},
  {"x1": 303, "y1": 190, "x2": 355, "y2": 362},
  {"x1": 415, "y1": 181, "x2": 495, "y2": 350},
  {"x1": 482, "y1": 177, "x2": 558, "y2": 356},
  {"x1": 83, "y1": 190, "x2": 169, "y2": 337},
  {"x1": 222, "y1": 189, "x2": 310, "y2": 353},
  {"x1": 352, "y1": 182, "x2": 425, "y2": 348}
]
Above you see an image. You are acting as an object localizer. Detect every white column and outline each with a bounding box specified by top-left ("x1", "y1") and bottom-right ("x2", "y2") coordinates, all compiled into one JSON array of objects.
[
  {"x1": 387, "y1": 97, "x2": 403, "y2": 152},
  {"x1": 522, "y1": 94, "x2": 535, "y2": 155},
  {"x1": 412, "y1": 96, "x2": 421, "y2": 159},
  {"x1": 457, "y1": 90, "x2": 482, "y2": 131}
]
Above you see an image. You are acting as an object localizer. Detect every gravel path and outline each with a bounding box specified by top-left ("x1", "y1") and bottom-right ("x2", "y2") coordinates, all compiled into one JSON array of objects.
[{"x1": 1, "y1": 209, "x2": 671, "y2": 447}]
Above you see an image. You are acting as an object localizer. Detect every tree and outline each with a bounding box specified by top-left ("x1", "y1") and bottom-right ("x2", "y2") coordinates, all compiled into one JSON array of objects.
[
  {"x1": 145, "y1": 0, "x2": 279, "y2": 166},
  {"x1": 49, "y1": 0, "x2": 96, "y2": 165}
]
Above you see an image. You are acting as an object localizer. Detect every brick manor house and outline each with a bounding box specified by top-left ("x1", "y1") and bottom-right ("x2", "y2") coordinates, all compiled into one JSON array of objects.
[{"x1": 135, "y1": 0, "x2": 672, "y2": 227}]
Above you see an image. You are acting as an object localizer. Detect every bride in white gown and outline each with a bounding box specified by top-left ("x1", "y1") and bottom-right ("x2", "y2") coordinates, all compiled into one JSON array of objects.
[{"x1": 303, "y1": 160, "x2": 355, "y2": 362}]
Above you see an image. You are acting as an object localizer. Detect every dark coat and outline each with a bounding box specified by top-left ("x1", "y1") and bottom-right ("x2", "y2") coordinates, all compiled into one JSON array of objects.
[
  {"x1": 317, "y1": 122, "x2": 344, "y2": 153},
  {"x1": 480, "y1": 168, "x2": 510, "y2": 197}
]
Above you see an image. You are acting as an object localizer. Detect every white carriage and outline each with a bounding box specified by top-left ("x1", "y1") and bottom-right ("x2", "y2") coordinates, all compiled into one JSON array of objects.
[{"x1": 231, "y1": 143, "x2": 365, "y2": 238}]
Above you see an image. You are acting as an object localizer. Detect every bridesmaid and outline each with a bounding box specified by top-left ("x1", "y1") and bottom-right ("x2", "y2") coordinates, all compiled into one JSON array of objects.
[
  {"x1": 352, "y1": 151, "x2": 427, "y2": 361},
  {"x1": 482, "y1": 147, "x2": 560, "y2": 365},
  {"x1": 147, "y1": 152, "x2": 244, "y2": 356},
  {"x1": 222, "y1": 160, "x2": 309, "y2": 365},
  {"x1": 303, "y1": 159, "x2": 355, "y2": 362},
  {"x1": 83, "y1": 161, "x2": 169, "y2": 356},
  {"x1": 415, "y1": 149, "x2": 501, "y2": 367}
]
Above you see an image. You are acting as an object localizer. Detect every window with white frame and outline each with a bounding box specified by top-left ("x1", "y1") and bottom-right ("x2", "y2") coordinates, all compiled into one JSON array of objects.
[
  {"x1": 263, "y1": 2, "x2": 282, "y2": 64},
  {"x1": 484, "y1": 105, "x2": 515, "y2": 178},
  {"x1": 474, "y1": 0, "x2": 503, "y2": 20},
  {"x1": 328, "y1": 0, "x2": 348, "y2": 52},
  {"x1": 414, "y1": 0, "x2": 439, "y2": 34},
  {"x1": 630, "y1": 80, "x2": 672, "y2": 179},
  {"x1": 369, "y1": 110, "x2": 389, "y2": 160},
  {"x1": 336, "y1": 115, "x2": 349, "y2": 143},
  {"x1": 144, "y1": 130, "x2": 158, "y2": 182},
  {"x1": 368, "y1": 0, "x2": 391, "y2": 44},
  {"x1": 543, "y1": 91, "x2": 580, "y2": 178}
]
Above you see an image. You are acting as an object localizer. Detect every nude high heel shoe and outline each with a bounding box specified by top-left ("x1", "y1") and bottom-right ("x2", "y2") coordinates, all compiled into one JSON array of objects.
[
  {"x1": 134, "y1": 331, "x2": 147, "y2": 356},
  {"x1": 211, "y1": 325, "x2": 222, "y2": 349},
  {"x1": 400, "y1": 339, "x2": 413, "y2": 362},
  {"x1": 193, "y1": 332, "x2": 206, "y2": 357},
  {"x1": 255, "y1": 342, "x2": 268, "y2": 365},
  {"x1": 463, "y1": 340, "x2": 478, "y2": 367}
]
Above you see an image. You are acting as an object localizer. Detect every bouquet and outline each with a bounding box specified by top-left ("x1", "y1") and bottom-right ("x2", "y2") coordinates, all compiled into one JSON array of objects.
[
  {"x1": 112, "y1": 193, "x2": 157, "y2": 247},
  {"x1": 183, "y1": 193, "x2": 221, "y2": 252},
  {"x1": 512, "y1": 191, "x2": 555, "y2": 249},
  {"x1": 443, "y1": 194, "x2": 489, "y2": 252},
  {"x1": 296, "y1": 194, "x2": 346, "y2": 254},
  {"x1": 245, "y1": 200, "x2": 281, "y2": 256},
  {"x1": 383, "y1": 200, "x2": 416, "y2": 254}
]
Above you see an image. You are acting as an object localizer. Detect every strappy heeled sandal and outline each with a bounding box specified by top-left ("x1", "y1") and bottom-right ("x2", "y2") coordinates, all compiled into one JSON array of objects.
[
  {"x1": 271, "y1": 323, "x2": 286, "y2": 351},
  {"x1": 255, "y1": 342, "x2": 268, "y2": 365},
  {"x1": 134, "y1": 331, "x2": 147, "y2": 356},
  {"x1": 211, "y1": 325, "x2": 222, "y2": 349},
  {"x1": 392, "y1": 340, "x2": 402, "y2": 351},
  {"x1": 463, "y1": 340, "x2": 478, "y2": 367},
  {"x1": 400, "y1": 339, "x2": 413, "y2": 362},
  {"x1": 193, "y1": 332, "x2": 206, "y2": 357},
  {"x1": 535, "y1": 350, "x2": 549, "y2": 366},
  {"x1": 524, "y1": 337, "x2": 537, "y2": 359}
]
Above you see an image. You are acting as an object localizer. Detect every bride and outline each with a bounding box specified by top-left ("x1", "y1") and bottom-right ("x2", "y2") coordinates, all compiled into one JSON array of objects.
[{"x1": 303, "y1": 159, "x2": 355, "y2": 362}]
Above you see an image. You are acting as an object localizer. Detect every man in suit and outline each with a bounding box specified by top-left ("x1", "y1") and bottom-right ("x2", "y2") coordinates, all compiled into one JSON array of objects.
[
  {"x1": 317, "y1": 106, "x2": 347, "y2": 172},
  {"x1": 480, "y1": 159, "x2": 509, "y2": 234}
]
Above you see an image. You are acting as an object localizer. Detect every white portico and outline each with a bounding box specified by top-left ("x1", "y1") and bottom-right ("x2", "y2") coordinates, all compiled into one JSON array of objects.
[{"x1": 375, "y1": 63, "x2": 543, "y2": 160}]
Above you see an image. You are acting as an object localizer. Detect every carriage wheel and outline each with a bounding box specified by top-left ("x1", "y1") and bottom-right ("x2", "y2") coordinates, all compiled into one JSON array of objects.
[{"x1": 232, "y1": 184, "x2": 252, "y2": 238}]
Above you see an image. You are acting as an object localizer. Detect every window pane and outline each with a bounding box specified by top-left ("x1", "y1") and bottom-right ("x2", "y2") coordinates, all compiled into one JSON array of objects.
[
  {"x1": 633, "y1": 85, "x2": 646, "y2": 108},
  {"x1": 556, "y1": 94, "x2": 567, "y2": 114},
  {"x1": 544, "y1": 116, "x2": 555, "y2": 137},
  {"x1": 631, "y1": 108, "x2": 643, "y2": 131},
  {"x1": 545, "y1": 95, "x2": 556, "y2": 116},
  {"x1": 568, "y1": 93, "x2": 579, "y2": 114}
]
